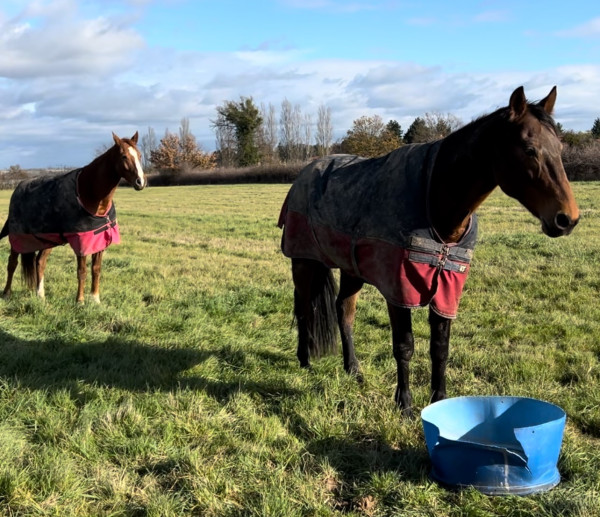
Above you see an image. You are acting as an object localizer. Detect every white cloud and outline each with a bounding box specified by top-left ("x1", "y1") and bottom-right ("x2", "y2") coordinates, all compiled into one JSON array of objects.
[
  {"x1": 557, "y1": 17, "x2": 600, "y2": 38},
  {"x1": 1, "y1": 2, "x2": 599, "y2": 168},
  {"x1": 0, "y1": 1, "x2": 144, "y2": 79}
]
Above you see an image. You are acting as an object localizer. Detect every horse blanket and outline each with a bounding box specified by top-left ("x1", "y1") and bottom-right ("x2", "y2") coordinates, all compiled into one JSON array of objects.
[
  {"x1": 278, "y1": 141, "x2": 478, "y2": 319},
  {"x1": 0, "y1": 169, "x2": 120, "y2": 256}
]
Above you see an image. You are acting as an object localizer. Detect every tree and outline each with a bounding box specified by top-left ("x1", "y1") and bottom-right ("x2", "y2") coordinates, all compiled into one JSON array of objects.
[
  {"x1": 213, "y1": 97, "x2": 263, "y2": 167},
  {"x1": 403, "y1": 117, "x2": 427, "y2": 144},
  {"x1": 316, "y1": 104, "x2": 333, "y2": 157},
  {"x1": 340, "y1": 115, "x2": 402, "y2": 157},
  {"x1": 561, "y1": 130, "x2": 594, "y2": 147},
  {"x1": 257, "y1": 103, "x2": 278, "y2": 164},
  {"x1": 151, "y1": 122, "x2": 215, "y2": 172},
  {"x1": 140, "y1": 127, "x2": 158, "y2": 170},
  {"x1": 404, "y1": 112, "x2": 462, "y2": 143},
  {"x1": 386, "y1": 120, "x2": 403, "y2": 140},
  {"x1": 150, "y1": 130, "x2": 181, "y2": 172},
  {"x1": 591, "y1": 118, "x2": 600, "y2": 139},
  {"x1": 214, "y1": 121, "x2": 236, "y2": 168},
  {"x1": 301, "y1": 112, "x2": 312, "y2": 161},
  {"x1": 279, "y1": 99, "x2": 301, "y2": 162}
]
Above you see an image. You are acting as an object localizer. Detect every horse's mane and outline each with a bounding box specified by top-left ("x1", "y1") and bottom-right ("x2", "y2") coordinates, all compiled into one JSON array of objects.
[{"x1": 462, "y1": 101, "x2": 558, "y2": 135}]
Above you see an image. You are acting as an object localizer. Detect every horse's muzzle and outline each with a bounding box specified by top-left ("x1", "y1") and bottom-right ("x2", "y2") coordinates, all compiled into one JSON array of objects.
[
  {"x1": 134, "y1": 177, "x2": 146, "y2": 191},
  {"x1": 542, "y1": 212, "x2": 579, "y2": 237}
]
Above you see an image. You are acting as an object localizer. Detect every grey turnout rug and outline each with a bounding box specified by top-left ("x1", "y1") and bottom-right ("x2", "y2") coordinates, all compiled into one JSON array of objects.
[{"x1": 278, "y1": 141, "x2": 478, "y2": 318}]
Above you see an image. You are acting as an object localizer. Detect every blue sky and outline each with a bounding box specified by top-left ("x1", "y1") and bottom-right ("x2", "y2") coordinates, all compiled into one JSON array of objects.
[{"x1": 1, "y1": 0, "x2": 599, "y2": 168}]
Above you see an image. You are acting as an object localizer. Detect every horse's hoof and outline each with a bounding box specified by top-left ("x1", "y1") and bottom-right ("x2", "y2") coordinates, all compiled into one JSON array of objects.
[
  {"x1": 399, "y1": 406, "x2": 415, "y2": 419},
  {"x1": 349, "y1": 367, "x2": 364, "y2": 384},
  {"x1": 430, "y1": 391, "x2": 447, "y2": 404}
]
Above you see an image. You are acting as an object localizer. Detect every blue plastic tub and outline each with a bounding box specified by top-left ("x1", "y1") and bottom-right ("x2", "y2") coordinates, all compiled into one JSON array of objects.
[{"x1": 421, "y1": 396, "x2": 566, "y2": 495}]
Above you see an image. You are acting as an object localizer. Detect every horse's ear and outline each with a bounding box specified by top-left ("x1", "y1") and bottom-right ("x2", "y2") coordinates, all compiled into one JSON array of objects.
[
  {"x1": 112, "y1": 132, "x2": 121, "y2": 146},
  {"x1": 538, "y1": 86, "x2": 557, "y2": 115},
  {"x1": 509, "y1": 86, "x2": 527, "y2": 121},
  {"x1": 131, "y1": 131, "x2": 139, "y2": 144}
]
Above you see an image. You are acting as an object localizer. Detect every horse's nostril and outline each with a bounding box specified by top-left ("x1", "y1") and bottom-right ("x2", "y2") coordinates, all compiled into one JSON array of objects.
[{"x1": 555, "y1": 212, "x2": 571, "y2": 230}]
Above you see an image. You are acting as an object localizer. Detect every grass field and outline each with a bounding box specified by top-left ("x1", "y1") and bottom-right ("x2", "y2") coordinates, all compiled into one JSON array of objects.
[{"x1": 0, "y1": 182, "x2": 599, "y2": 516}]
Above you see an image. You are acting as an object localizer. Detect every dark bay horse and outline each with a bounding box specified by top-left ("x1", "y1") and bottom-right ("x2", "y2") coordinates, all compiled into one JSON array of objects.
[
  {"x1": 1, "y1": 132, "x2": 146, "y2": 303},
  {"x1": 278, "y1": 86, "x2": 579, "y2": 416}
]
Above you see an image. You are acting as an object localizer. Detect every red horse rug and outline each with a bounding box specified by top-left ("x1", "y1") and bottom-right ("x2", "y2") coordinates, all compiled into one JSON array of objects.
[{"x1": 1, "y1": 169, "x2": 120, "y2": 257}]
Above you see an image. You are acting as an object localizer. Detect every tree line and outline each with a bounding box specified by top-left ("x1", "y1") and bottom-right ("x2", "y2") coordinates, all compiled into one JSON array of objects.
[
  {"x1": 142, "y1": 95, "x2": 600, "y2": 175},
  {"x1": 143, "y1": 97, "x2": 471, "y2": 173}
]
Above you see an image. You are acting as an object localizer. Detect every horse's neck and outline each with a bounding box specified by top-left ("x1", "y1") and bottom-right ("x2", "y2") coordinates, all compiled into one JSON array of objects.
[
  {"x1": 429, "y1": 121, "x2": 498, "y2": 243},
  {"x1": 78, "y1": 151, "x2": 120, "y2": 216}
]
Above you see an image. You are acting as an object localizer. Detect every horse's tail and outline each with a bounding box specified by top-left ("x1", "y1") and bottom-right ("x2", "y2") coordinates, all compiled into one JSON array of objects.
[
  {"x1": 20, "y1": 252, "x2": 37, "y2": 290},
  {"x1": 0, "y1": 220, "x2": 8, "y2": 241},
  {"x1": 296, "y1": 264, "x2": 338, "y2": 358}
]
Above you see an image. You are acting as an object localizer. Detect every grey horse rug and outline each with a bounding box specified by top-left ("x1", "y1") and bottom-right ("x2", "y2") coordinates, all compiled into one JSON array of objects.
[
  {"x1": 1, "y1": 169, "x2": 120, "y2": 256},
  {"x1": 278, "y1": 141, "x2": 478, "y2": 319}
]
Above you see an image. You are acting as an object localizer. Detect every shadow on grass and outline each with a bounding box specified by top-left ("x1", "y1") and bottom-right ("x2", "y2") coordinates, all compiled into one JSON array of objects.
[
  {"x1": 309, "y1": 434, "x2": 429, "y2": 480},
  {"x1": 0, "y1": 328, "x2": 432, "y2": 493},
  {"x1": 0, "y1": 328, "x2": 297, "y2": 403},
  {"x1": 305, "y1": 434, "x2": 430, "y2": 509}
]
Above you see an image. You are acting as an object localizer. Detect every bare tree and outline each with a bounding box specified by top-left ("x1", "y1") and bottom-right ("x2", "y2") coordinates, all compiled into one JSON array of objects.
[
  {"x1": 214, "y1": 123, "x2": 236, "y2": 168},
  {"x1": 258, "y1": 102, "x2": 278, "y2": 164},
  {"x1": 316, "y1": 104, "x2": 333, "y2": 157},
  {"x1": 279, "y1": 99, "x2": 305, "y2": 162},
  {"x1": 140, "y1": 126, "x2": 157, "y2": 170},
  {"x1": 279, "y1": 98, "x2": 294, "y2": 163},
  {"x1": 302, "y1": 112, "x2": 312, "y2": 161}
]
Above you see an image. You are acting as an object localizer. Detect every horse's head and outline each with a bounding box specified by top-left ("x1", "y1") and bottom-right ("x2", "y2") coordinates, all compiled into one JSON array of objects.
[
  {"x1": 112, "y1": 132, "x2": 146, "y2": 191},
  {"x1": 493, "y1": 86, "x2": 579, "y2": 237}
]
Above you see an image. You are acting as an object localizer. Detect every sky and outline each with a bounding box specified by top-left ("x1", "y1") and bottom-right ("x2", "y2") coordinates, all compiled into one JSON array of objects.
[{"x1": 1, "y1": 0, "x2": 599, "y2": 169}]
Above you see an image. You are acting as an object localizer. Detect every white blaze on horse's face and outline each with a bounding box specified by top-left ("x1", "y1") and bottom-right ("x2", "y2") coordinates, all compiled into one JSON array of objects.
[{"x1": 128, "y1": 146, "x2": 145, "y2": 190}]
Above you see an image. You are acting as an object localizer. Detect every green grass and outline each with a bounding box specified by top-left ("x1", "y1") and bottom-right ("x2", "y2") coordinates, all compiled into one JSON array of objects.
[{"x1": 0, "y1": 183, "x2": 599, "y2": 516}]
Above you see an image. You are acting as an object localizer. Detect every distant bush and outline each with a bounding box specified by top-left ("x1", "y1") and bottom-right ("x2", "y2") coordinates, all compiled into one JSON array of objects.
[
  {"x1": 0, "y1": 165, "x2": 31, "y2": 190},
  {"x1": 563, "y1": 140, "x2": 600, "y2": 181},
  {"x1": 146, "y1": 162, "x2": 305, "y2": 187}
]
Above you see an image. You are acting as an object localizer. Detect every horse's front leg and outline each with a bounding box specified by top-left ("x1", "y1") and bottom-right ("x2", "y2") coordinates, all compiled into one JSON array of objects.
[
  {"x1": 336, "y1": 271, "x2": 364, "y2": 379},
  {"x1": 387, "y1": 303, "x2": 414, "y2": 416},
  {"x1": 35, "y1": 248, "x2": 52, "y2": 299},
  {"x1": 429, "y1": 308, "x2": 452, "y2": 404},
  {"x1": 90, "y1": 251, "x2": 103, "y2": 303},
  {"x1": 76, "y1": 255, "x2": 87, "y2": 304},
  {"x1": 2, "y1": 250, "x2": 19, "y2": 299}
]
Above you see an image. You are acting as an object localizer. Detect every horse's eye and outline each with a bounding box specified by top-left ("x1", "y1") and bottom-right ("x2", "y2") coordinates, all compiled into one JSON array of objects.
[{"x1": 525, "y1": 147, "x2": 538, "y2": 158}]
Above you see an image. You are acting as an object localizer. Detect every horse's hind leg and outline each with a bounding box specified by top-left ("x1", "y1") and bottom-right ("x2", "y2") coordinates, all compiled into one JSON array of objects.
[
  {"x1": 336, "y1": 271, "x2": 364, "y2": 379},
  {"x1": 387, "y1": 302, "x2": 415, "y2": 416},
  {"x1": 90, "y1": 251, "x2": 103, "y2": 303},
  {"x1": 76, "y1": 255, "x2": 88, "y2": 304},
  {"x1": 35, "y1": 248, "x2": 52, "y2": 299},
  {"x1": 429, "y1": 308, "x2": 452, "y2": 404},
  {"x1": 293, "y1": 259, "x2": 317, "y2": 368},
  {"x1": 2, "y1": 250, "x2": 19, "y2": 298}
]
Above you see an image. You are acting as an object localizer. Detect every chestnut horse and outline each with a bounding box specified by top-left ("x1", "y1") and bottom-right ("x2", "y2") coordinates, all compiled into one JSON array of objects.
[
  {"x1": 278, "y1": 86, "x2": 579, "y2": 416},
  {"x1": 1, "y1": 132, "x2": 146, "y2": 303}
]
